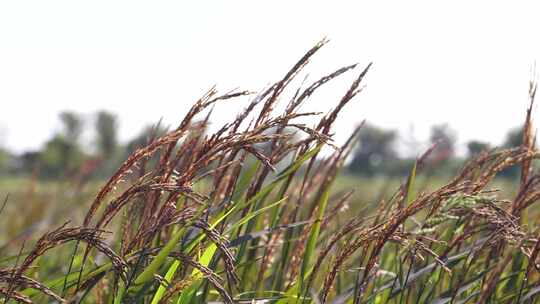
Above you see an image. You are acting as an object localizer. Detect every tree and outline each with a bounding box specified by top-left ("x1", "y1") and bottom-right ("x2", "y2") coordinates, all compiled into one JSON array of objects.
[
  {"x1": 96, "y1": 111, "x2": 118, "y2": 158},
  {"x1": 429, "y1": 124, "x2": 457, "y2": 164},
  {"x1": 503, "y1": 127, "x2": 524, "y2": 149},
  {"x1": 122, "y1": 124, "x2": 169, "y2": 176},
  {"x1": 40, "y1": 135, "x2": 83, "y2": 178},
  {"x1": 500, "y1": 127, "x2": 531, "y2": 178},
  {"x1": 125, "y1": 124, "x2": 168, "y2": 157},
  {"x1": 38, "y1": 113, "x2": 85, "y2": 178},
  {"x1": 59, "y1": 111, "x2": 83, "y2": 144},
  {"x1": 19, "y1": 151, "x2": 40, "y2": 174},
  {"x1": 466, "y1": 140, "x2": 490, "y2": 157},
  {"x1": 348, "y1": 124, "x2": 397, "y2": 176}
]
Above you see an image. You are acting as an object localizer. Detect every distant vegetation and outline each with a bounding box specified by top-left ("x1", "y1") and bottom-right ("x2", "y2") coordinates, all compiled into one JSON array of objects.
[
  {"x1": 1, "y1": 40, "x2": 539, "y2": 303},
  {"x1": 0, "y1": 106, "x2": 527, "y2": 181}
]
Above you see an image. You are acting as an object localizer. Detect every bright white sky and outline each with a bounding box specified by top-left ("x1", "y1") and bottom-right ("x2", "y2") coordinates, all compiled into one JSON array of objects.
[{"x1": 1, "y1": 1, "x2": 539, "y2": 156}]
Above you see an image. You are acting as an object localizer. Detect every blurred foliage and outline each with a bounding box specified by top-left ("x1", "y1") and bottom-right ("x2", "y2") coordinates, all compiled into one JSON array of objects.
[
  {"x1": 39, "y1": 135, "x2": 85, "y2": 178},
  {"x1": 0, "y1": 113, "x2": 529, "y2": 181},
  {"x1": 0, "y1": 148, "x2": 10, "y2": 174},
  {"x1": 95, "y1": 111, "x2": 118, "y2": 158},
  {"x1": 38, "y1": 112, "x2": 85, "y2": 178},
  {"x1": 348, "y1": 124, "x2": 397, "y2": 176},
  {"x1": 467, "y1": 140, "x2": 490, "y2": 157},
  {"x1": 500, "y1": 127, "x2": 528, "y2": 178},
  {"x1": 59, "y1": 111, "x2": 83, "y2": 144},
  {"x1": 504, "y1": 127, "x2": 524, "y2": 149},
  {"x1": 428, "y1": 123, "x2": 457, "y2": 164}
]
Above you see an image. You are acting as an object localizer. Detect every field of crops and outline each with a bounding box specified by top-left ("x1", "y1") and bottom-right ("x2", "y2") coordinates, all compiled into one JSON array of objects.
[{"x1": 2, "y1": 40, "x2": 540, "y2": 303}]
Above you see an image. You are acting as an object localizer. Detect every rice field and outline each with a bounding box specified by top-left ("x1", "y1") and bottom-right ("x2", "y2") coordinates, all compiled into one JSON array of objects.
[{"x1": 1, "y1": 40, "x2": 540, "y2": 303}]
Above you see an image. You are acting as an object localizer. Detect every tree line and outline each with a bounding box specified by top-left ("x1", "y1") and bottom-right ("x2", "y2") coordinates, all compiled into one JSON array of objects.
[
  {"x1": 348, "y1": 123, "x2": 524, "y2": 178},
  {"x1": 0, "y1": 110, "x2": 165, "y2": 180},
  {"x1": 0, "y1": 113, "x2": 526, "y2": 180}
]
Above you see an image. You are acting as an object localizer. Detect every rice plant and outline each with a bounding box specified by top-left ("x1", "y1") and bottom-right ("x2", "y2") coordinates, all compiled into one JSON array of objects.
[{"x1": 2, "y1": 39, "x2": 540, "y2": 303}]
